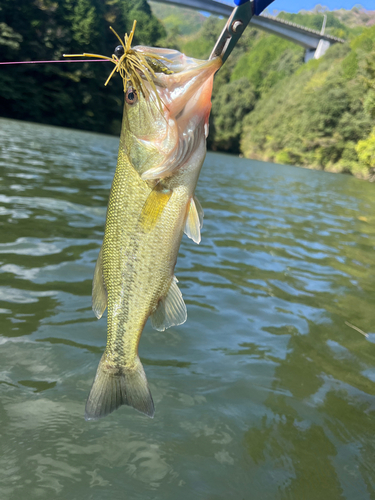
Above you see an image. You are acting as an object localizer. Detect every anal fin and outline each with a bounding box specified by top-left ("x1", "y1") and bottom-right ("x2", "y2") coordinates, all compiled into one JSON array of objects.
[
  {"x1": 184, "y1": 196, "x2": 204, "y2": 244},
  {"x1": 92, "y1": 246, "x2": 107, "y2": 319},
  {"x1": 151, "y1": 276, "x2": 187, "y2": 331}
]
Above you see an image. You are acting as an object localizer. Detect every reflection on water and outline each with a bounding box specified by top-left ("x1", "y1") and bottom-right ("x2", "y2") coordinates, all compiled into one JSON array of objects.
[{"x1": 0, "y1": 118, "x2": 374, "y2": 499}]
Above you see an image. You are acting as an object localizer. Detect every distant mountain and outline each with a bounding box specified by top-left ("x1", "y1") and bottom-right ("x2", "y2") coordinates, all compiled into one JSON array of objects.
[{"x1": 331, "y1": 7, "x2": 375, "y2": 28}]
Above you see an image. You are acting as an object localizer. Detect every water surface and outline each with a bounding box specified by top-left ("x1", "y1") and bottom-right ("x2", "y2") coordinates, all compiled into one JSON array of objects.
[{"x1": 0, "y1": 118, "x2": 375, "y2": 499}]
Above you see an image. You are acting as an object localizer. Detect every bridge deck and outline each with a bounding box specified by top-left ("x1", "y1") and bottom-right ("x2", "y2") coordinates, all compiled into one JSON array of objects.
[{"x1": 259, "y1": 14, "x2": 345, "y2": 44}]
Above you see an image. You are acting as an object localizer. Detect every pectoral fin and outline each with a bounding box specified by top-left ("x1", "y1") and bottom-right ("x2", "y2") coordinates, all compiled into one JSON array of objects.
[
  {"x1": 92, "y1": 246, "x2": 107, "y2": 319},
  {"x1": 141, "y1": 187, "x2": 172, "y2": 232},
  {"x1": 151, "y1": 276, "x2": 187, "y2": 331},
  {"x1": 184, "y1": 196, "x2": 204, "y2": 244},
  {"x1": 194, "y1": 195, "x2": 204, "y2": 227}
]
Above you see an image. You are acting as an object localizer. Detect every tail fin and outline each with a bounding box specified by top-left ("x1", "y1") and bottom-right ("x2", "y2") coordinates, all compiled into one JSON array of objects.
[{"x1": 85, "y1": 354, "x2": 154, "y2": 421}]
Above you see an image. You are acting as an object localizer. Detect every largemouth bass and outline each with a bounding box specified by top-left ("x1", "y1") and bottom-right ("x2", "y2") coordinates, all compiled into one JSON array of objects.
[{"x1": 84, "y1": 28, "x2": 221, "y2": 420}]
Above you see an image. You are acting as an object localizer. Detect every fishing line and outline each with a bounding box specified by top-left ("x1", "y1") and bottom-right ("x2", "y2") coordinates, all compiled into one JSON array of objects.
[{"x1": 0, "y1": 59, "x2": 109, "y2": 65}]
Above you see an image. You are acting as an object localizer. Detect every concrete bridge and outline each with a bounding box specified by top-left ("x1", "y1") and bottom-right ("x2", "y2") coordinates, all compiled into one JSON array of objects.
[{"x1": 152, "y1": 0, "x2": 345, "y2": 61}]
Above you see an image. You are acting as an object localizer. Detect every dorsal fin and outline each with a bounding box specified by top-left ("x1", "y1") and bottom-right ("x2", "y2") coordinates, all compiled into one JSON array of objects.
[
  {"x1": 92, "y1": 246, "x2": 107, "y2": 319},
  {"x1": 150, "y1": 276, "x2": 187, "y2": 331}
]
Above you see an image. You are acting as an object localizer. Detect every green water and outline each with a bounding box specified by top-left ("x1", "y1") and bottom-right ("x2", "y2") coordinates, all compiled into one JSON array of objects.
[{"x1": 0, "y1": 118, "x2": 375, "y2": 500}]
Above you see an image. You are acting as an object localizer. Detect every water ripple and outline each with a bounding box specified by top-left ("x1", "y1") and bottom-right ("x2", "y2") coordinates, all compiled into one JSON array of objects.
[{"x1": 0, "y1": 119, "x2": 374, "y2": 499}]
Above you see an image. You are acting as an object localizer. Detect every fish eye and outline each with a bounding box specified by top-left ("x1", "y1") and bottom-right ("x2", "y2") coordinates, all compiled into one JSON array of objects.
[
  {"x1": 125, "y1": 87, "x2": 138, "y2": 105},
  {"x1": 114, "y1": 45, "x2": 124, "y2": 58}
]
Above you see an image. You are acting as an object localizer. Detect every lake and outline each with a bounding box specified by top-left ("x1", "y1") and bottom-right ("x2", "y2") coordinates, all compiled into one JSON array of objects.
[{"x1": 0, "y1": 118, "x2": 374, "y2": 499}]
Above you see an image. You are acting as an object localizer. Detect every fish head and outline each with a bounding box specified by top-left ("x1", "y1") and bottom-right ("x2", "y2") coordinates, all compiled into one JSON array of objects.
[{"x1": 120, "y1": 47, "x2": 222, "y2": 178}]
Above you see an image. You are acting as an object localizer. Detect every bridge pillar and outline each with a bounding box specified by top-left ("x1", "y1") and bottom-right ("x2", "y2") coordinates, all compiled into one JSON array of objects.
[
  {"x1": 305, "y1": 39, "x2": 331, "y2": 62},
  {"x1": 314, "y1": 39, "x2": 331, "y2": 59}
]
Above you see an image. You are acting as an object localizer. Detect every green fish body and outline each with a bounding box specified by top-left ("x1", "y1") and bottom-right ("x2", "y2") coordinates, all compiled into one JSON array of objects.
[{"x1": 86, "y1": 48, "x2": 221, "y2": 420}]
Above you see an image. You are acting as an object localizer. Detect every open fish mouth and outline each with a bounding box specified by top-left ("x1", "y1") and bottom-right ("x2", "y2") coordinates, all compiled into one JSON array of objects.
[{"x1": 134, "y1": 45, "x2": 212, "y2": 78}]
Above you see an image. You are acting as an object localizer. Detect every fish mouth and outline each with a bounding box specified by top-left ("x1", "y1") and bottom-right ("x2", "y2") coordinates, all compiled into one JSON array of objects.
[
  {"x1": 133, "y1": 46, "x2": 222, "y2": 122},
  {"x1": 134, "y1": 46, "x2": 221, "y2": 88}
]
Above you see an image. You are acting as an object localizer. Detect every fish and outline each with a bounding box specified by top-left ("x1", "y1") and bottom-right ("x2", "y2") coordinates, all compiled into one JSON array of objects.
[{"x1": 82, "y1": 23, "x2": 222, "y2": 420}]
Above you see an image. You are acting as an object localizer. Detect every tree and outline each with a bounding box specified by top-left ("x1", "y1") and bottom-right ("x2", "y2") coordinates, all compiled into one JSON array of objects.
[{"x1": 209, "y1": 78, "x2": 256, "y2": 153}]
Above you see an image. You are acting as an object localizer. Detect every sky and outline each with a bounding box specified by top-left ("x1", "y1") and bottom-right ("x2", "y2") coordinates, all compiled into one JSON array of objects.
[
  {"x1": 268, "y1": 1, "x2": 374, "y2": 12},
  {"x1": 219, "y1": 0, "x2": 374, "y2": 13}
]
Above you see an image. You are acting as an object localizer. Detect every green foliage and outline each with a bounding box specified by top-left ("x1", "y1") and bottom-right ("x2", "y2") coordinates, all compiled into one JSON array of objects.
[
  {"x1": 180, "y1": 16, "x2": 225, "y2": 60},
  {"x1": 341, "y1": 50, "x2": 358, "y2": 79},
  {"x1": 275, "y1": 149, "x2": 292, "y2": 165},
  {"x1": 126, "y1": 0, "x2": 166, "y2": 46},
  {"x1": 231, "y1": 33, "x2": 304, "y2": 94},
  {"x1": 364, "y1": 91, "x2": 375, "y2": 118},
  {"x1": 356, "y1": 127, "x2": 375, "y2": 171},
  {"x1": 209, "y1": 78, "x2": 256, "y2": 153},
  {"x1": 149, "y1": 2, "x2": 205, "y2": 36},
  {"x1": 278, "y1": 11, "x2": 350, "y2": 38},
  {"x1": 0, "y1": 22, "x2": 23, "y2": 51},
  {"x1": 240, "y1": 23, "x2": 375, "y2": 179},
  {"x1": 71, "y1": 0, "x2": 99, "y2": 47},
  {"x1": 350, "y1": 24, "x2": 375, "y2": 51}
]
